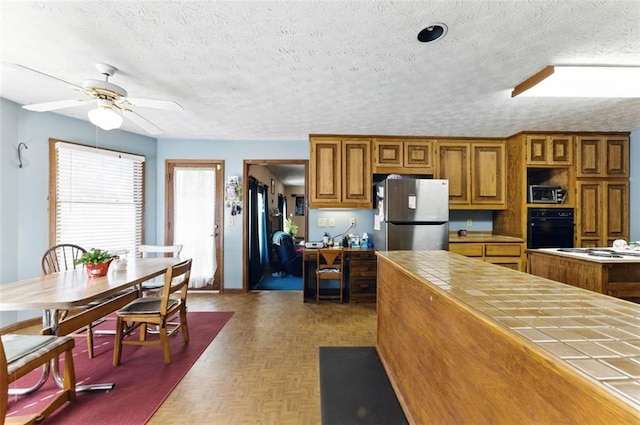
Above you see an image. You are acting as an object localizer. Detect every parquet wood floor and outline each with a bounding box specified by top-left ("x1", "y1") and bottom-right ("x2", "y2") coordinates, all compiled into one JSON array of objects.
[{"x1": 148, "y1": 291, "x2": 377, "y2": 425}]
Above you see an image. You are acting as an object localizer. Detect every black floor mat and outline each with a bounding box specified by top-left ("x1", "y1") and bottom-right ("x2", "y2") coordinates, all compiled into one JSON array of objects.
[{"x1": 319, "y1": 346, "x2": 408, "y2": 425}]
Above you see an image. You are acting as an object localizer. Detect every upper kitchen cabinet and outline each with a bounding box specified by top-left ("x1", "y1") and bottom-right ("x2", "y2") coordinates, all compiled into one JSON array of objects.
[
  {"x1": 526, "y1": 134, "x2": 573, "y2": 166},
  {"x1": 436, "y1": 140, "x2": 506, "y2": 210},
  {"x1": 372, "y1": 138, "x2": 434, "y2": 175},
  {"x1": 309, "y1": 136, "x2": 372, "y2": 208},
  {"x1": 576, "y1": 135, "x2": 629, "y2": 178}
]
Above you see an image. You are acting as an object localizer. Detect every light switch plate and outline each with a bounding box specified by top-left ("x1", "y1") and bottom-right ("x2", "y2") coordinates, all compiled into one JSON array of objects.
[{"x1": 318, "y1": 218, "x2": 327, "y2": 227}]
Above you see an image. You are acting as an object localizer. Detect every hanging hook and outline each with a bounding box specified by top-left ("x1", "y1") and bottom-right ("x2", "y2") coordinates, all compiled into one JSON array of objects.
[{"x1": 18, "y1": 142, "x2": 28, "y2": 168}]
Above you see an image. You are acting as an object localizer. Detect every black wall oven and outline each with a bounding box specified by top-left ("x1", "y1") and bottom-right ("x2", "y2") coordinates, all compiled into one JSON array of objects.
[{"x1": 527, "y1": 208, "x2": 574, "y2": 249}]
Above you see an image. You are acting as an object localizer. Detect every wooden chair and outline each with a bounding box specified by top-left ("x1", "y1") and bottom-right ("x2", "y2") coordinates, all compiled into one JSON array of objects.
[
  {"x1": 1, "y1": 331, "x2": 76, "y2": 425},
  {"x1": 113, "y1": 259, "x2": 192, "y2": 366},
  {"x1": 41, "y1": 244, "x2": 86, "y2": 275},
  {"x1": 41, "y1": 244, "x2": 100, "y2": 359},
  {"x1": 138, "y1": 244, "x2": 183, "y2": 293},
  {"x1": 315, "y1": 249, "x2": 344, "y2": 303}
]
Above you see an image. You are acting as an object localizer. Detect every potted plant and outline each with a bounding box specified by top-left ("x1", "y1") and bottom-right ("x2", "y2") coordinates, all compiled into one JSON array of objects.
[
  {"x1": 75, "y1": 248, "x2": 119, "y2": 278},
  {"x1": 285, "y1": 217, "x2": 298, "y2": 237}
]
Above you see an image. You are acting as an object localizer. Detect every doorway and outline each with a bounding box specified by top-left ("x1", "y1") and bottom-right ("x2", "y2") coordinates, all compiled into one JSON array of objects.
[
  {"x1": 165, "y1": 160, "x2": 224, "y2": 291},
  {"x1": 243, "y1": 160, "x2": 307, "y2": 292}
]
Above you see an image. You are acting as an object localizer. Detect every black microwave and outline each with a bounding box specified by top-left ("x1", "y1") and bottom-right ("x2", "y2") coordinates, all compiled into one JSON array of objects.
[{"x1": 529, "y1": 185, "x2": 566, "y2": 204}]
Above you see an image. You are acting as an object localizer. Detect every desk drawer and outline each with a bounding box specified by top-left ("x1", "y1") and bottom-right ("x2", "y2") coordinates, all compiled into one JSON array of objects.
[
  {"x1": 449, "y1": 243, "x2": 483, "y2": 257},
  {"x1": 347, "y1": 251, "x2": 376, "y2": 261},
  {"x1": 350, "y1": 277, "x2": 377, "y2": 296},
  {"x1": 350, "y1": 260, "x2": 377, "y2": 278},
  {"x1": 485, "y1": 244, "x2": 522, "y2": 257}
]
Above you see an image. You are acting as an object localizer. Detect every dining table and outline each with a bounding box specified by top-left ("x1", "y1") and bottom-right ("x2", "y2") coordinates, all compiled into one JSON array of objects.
[{"x1": 0, "y1": 257, "x2": 181, "y2": 393}]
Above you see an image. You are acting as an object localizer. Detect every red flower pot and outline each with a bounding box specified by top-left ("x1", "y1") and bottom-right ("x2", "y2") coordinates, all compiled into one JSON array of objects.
[{"x1": 85, "y1": 260, "x2": 113, "y2": 278}]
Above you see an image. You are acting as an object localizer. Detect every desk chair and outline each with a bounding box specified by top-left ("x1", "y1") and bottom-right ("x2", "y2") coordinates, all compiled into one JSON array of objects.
[
  {"x1": 1, "y1": 330, "x2": 76, "y2": 425},
  {"x1": 139, "y1": 244, "x2": 183, "y2": 293},
  {"x1": 42, "y1": 244, "x2": 102, "y2": 359},
  {"x1": 113, "y1": 259, "x2": 192, "y2": 366},
  {"x1": 315, "y1": 249, "x2": 344, "y2": 303}
]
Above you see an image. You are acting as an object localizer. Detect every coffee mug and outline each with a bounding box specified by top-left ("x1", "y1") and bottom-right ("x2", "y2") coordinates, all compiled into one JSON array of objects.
[{"x1": 458, "y1": 229, "x2": 467, "y2": 237}]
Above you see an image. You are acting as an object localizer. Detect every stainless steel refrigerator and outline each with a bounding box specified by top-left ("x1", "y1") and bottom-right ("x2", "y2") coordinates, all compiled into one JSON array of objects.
[{"x1": 372, "y1": 178, "x2": 449, "y2": 251}]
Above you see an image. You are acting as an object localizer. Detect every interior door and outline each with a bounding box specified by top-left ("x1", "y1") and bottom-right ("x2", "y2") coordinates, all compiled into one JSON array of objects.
[{"x1": 166, "y1": 160, "x2": 224, "y2": 290}]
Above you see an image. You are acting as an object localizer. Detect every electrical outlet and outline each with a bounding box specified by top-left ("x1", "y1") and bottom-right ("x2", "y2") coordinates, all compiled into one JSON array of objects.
[
  {"x1": 466, "y1": 218, "x2": 472, "y2": 227},
  {"x1": 350, "y1": 217, "x2": 356, "y2": 226},
  {"x1": 227, "y1": 216, "x2": 234, "y2": 226},
  {"x1": 329, "y1": 217, "x2": 336, "y2": 227},
  {"x1": 318, "y1": 218, "x2": 327, "y2": 227}
]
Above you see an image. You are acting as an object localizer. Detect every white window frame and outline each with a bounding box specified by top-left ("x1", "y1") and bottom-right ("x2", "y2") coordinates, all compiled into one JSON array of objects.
[{"x1": 49, "y1": 139, "x2": 145, "y2": 258}]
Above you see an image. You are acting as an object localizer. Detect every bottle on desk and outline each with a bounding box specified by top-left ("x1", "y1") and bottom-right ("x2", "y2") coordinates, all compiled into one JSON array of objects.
[{"x1": 361, "y1": 233, "x2": 369, "y2": 248}]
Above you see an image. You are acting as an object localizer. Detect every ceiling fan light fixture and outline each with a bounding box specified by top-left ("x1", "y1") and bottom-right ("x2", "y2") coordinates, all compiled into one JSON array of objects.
[
  {"x1": 88, "y1": 104, "x2": 123, "y2": 130},
  {"x1": 512, "y1": 65, "x2": 640, "y2": 98}
]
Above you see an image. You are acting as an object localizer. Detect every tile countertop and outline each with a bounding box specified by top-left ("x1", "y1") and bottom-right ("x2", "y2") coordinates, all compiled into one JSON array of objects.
[
  {"x1": 377, "y1": 250, "x2": 640, "y2": 411},
  {"x1": 449, "y1": 232, "x2": 524, "y2": 243}
]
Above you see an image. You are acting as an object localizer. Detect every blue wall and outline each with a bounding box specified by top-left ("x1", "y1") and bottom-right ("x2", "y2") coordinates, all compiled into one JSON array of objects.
[
  {"x1": 157, "y1": 138, "x2": 309, "y2": 288},
  {"x1": 1, "y1": 96, "x2": 639, "y2": 315},
  {"x1": 0, "y1": 99, "x2": 157, "y2": 325}
]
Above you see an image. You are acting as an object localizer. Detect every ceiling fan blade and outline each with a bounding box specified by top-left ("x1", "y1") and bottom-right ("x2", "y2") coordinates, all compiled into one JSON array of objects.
[
  {"x1": 123, "y1": 97, "x2": 183, "y2": 111},
  {"x1": 23, "y1": 98, "x2": 93, "y2": 112},
  {"x1": 4, "y1": 62, "x2": 83, "y2": 90},
  {"x1": 122, "y1": 109, "x2": 165, "y2": 135}
]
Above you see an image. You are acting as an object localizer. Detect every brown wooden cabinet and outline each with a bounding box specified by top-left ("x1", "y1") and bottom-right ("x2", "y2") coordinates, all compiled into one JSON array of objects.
[
  {"x1": 346, "y1": 250, "x2": 377, "y2": 303},
  {"x1": 526, "y1": 134, "x2": 573, "y2": 165},
  {"x1": 576, "y1": 135, "x2": 629, "y2": 178},
  {"x1": 449, "y1": 239, "x2": 524, "y2": 271},
  {"x1": 436, "y1": 140, "x2": 506, "y2": 209},
  {"x1": 576, "y1": 180, "x2": 629, "y2": 247},
  {"x1": 372, "y1": 138, "x2": 434, "y2": 175},
  {"x1": 574, "y1": 134, "x2": 629, "y2": 248},
  {"x1": 309, "y1": 136, "x2": 372, "y2": 208}
]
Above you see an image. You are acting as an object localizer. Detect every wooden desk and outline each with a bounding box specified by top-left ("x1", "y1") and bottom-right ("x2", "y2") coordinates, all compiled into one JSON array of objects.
[
  {"x1": 0, "y1": 257, "x2": 180, "y2": 392},
  {"x1": 302, "y1": 248, "x2": 377, "y2": 303},
  {"x1": 377, "y1": 250, "x2": 640, "y2": 424}
]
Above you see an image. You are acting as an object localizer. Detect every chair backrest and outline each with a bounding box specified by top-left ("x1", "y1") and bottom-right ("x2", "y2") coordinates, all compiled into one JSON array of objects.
[
  {"x1": 41, "y1": 244, "x2": 87, "y2": 275},
  {"x1": 160, "y1": 259, "x2": 192, "y2": 314},
  {"x1": 140, "y1": 244, "x2": 183, "y2": 258},
  {"x1": 316, "y1": 249, "x2": 344, "y2": 274}
]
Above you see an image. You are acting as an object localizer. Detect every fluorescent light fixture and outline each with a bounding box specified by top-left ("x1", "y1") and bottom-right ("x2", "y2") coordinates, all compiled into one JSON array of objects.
[
  {"x1": 512, "y1": 66, "x2": 640, "y2": 98},
  {"x1": 88, "y1": 100, "x2": 123, "y2": 130}
]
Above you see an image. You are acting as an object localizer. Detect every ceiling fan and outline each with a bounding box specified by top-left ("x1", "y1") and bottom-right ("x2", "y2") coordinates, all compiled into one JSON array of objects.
[{"x1": 12, "y1": 63, "x2": 183, "y2": 135}]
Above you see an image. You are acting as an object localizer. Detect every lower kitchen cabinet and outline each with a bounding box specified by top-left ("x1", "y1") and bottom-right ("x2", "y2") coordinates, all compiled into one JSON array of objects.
[{"x1": 449, "y1": 235, "x2": 524, "y2": 271}]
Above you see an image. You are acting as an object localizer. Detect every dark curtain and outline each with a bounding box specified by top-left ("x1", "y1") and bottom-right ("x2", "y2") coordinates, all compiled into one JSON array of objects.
[
  {"x1": 248, "y1": 176, "x2": 261, "y2": 286},
  {"x1": 278, "y1": 193, "x2": 287, "y2": 234},
  {"x1": 261, "y1": 185, "x2": 269, "y2": 268},
  {"x1": 248, "y1": 176, "x2": 271, "y2": 287}
]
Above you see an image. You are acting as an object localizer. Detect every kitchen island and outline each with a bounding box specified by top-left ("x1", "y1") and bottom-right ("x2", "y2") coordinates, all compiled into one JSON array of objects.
[
  {"x1": 528, "y1": 248, "x2": 640, "y2": 298},
  {"x1": 376, "y1": 250, "x2": 640, "y2": 425}
]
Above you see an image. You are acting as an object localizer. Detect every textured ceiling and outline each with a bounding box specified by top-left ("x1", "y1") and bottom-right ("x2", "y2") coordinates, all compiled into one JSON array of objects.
[{"x1": 1, "y1": 0, "x2": 639, "y2": 141}]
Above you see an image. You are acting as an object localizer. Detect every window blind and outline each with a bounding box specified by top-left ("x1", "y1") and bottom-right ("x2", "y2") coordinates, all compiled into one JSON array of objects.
[{"x1": 53, "y1": 141, "x2": 144, "y2": 257}]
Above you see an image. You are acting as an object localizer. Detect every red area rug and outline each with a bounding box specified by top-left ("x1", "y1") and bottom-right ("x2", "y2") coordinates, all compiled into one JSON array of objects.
[{"x1": 6, "y1": 311, "x2": 233, "y2": 424}]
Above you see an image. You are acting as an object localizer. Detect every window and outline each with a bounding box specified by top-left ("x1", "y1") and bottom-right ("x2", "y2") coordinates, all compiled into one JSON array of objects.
[{"x1": 50, "y1": 139, "x2": 144, "y2": 257}]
